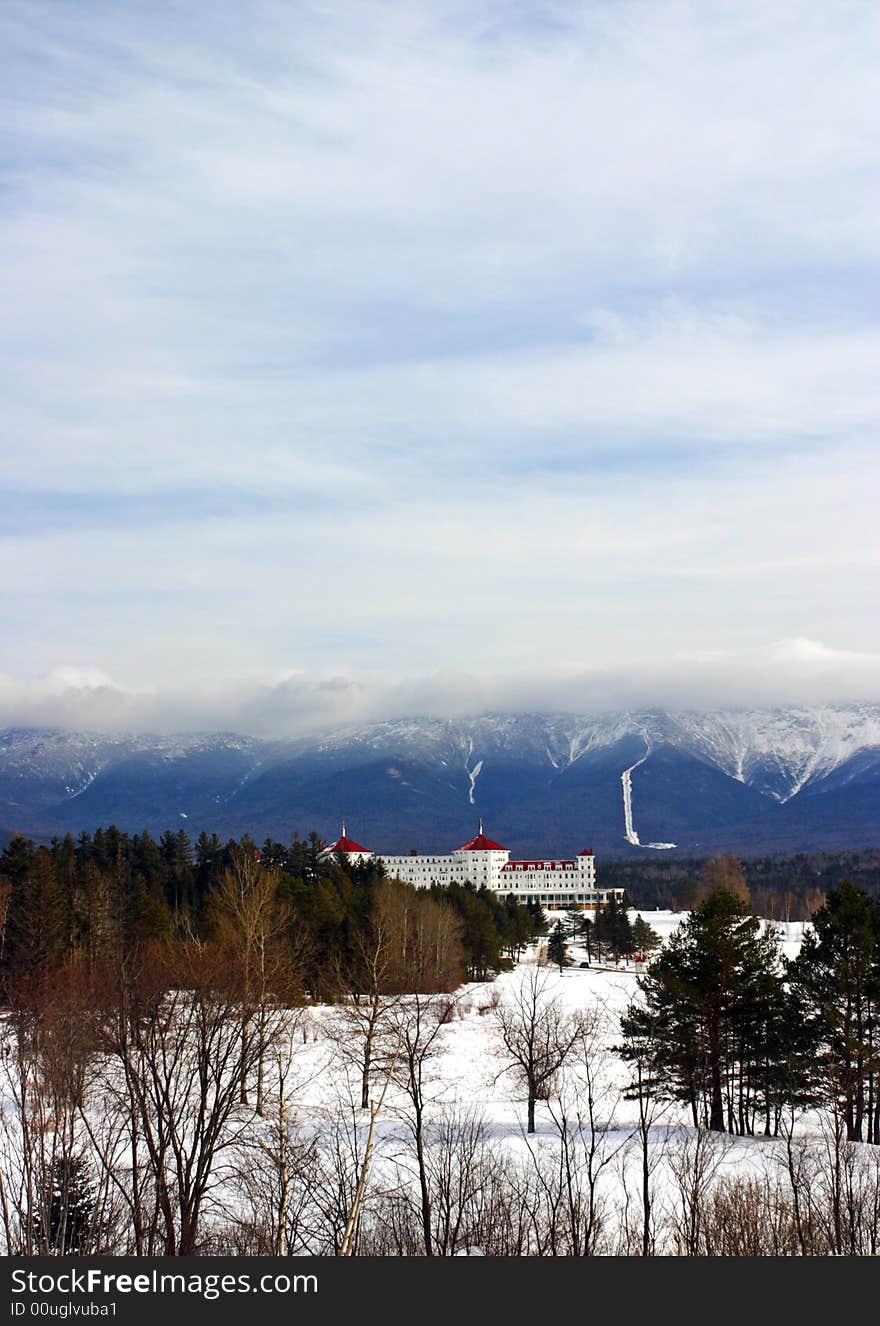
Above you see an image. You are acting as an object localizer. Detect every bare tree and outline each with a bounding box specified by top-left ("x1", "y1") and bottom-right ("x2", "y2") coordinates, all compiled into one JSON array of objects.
[
  {"x1": 619, "y1": 1002, "x2": 674, "y2": 1256},
  {"x1": 423, "y1": 1106, "x2": 495, "y2": 1256},
  {"x1": 777, "y1": 1107, "x2": 821, "y2": 1256},
  {"x1": 301, "y1": 1104, "x2": 365, "y2": 1255},
  {"x1": 666, "y1": 1126, "x2": 730, "y2": 1255},
  {"x1": 327, "y1": 880, "x2": 416, "y2": 1111},
  {"x1": 94, "y1": 940, "x2": 286, "y2": 1255},
  {"x1": 224, "y1": 1018, "x2": 322, "y2": 1254},
  {"x1": 0, "y1": 965, "x2": 122, "y2": 1255},
  {"x1": 495, "y1": 967, "x2": 586, "y2": 1133},
  {"x1": 520, "y1": 1006, "x2": 625, "y2": 1255},
  {"x1": 389, "y1": 990, "x2": 467, "y2": 1254},
  {"x1": 339, "y1": 1025, "x2": 402, "y2": 1256},
  {"x1": 210, "y1": 848, "x2": 305, "y2": 1113}
]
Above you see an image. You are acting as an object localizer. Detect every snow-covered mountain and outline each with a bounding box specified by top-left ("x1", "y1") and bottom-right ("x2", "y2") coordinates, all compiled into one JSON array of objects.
[
  {"x1": 302, "y1": 705, "x2": 880, "y2": 802},
  {"x1": 1, "y1": 705, "x2": 878, "y2": 856}
]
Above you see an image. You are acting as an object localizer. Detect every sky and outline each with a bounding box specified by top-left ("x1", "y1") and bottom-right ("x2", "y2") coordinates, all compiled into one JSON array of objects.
[{"x1": 1, "y1": 1, "x2": 878, "y2": 735}]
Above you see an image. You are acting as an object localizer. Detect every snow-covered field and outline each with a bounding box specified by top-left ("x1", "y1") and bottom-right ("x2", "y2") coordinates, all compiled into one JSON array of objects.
[
  {"x1": 227, "y1": 907, "x2": 834, "y2": 1256},
  {"x1": 289, "y1": 910, "x2": 811, "y2": 1149},
  {"x1": 7, "y1": 909, "x2": 852, "y2": 1256}
]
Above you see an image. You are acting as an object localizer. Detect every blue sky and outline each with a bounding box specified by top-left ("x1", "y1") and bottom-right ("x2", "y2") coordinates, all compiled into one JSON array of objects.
[{"x1": 1, "y1": 1, "x2": 878, "y2": 733}]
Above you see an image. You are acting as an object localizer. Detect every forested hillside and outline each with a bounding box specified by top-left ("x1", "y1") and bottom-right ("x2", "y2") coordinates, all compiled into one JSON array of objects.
[{"x1": 598, "y1": 848, "x2": 880, "y2": 913}]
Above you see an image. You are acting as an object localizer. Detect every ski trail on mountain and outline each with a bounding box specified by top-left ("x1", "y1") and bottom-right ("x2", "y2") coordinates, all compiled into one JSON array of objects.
[
  {"x1": 464, "y1": 738, "x2": 483, "y2": 805},
  {"x1": 466, "y1": 759, "x2": 483, "y2": 805},
  {"x1": 621, "y1": 736, "x2": 677, "y2": 849},
  {"x1": 621, "y1": 740, "x2": 651, "y2": 845}
]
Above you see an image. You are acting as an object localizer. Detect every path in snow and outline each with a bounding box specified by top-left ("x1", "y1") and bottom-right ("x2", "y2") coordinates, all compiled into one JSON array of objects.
[
  {"x1": 621, "y1": 738, "x2": 677, "y2": 850},
  {"x1": 621, "y1": 742, "x2": 650, "y2": 845}
]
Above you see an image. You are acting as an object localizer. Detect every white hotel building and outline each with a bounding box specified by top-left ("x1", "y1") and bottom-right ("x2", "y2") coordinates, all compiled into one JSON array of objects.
[{"x1": 322, "y1": 822, "x2": 623, "y2": 911}]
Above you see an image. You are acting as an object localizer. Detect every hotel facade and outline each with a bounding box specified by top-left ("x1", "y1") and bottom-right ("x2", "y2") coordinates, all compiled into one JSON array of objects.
[{"x1": 322, "y1": 822, "x2": 623, "y2": 911}]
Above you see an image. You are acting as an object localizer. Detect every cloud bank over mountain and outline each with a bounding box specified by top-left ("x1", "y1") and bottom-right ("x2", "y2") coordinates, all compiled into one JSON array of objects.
[{"x1": 1, "y1": 638, "x2": 878, "y2": 738}]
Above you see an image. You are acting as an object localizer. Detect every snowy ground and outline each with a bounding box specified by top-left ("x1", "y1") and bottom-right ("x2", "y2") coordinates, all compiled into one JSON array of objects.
[
  {"x1": 1, "y1": 909, "x2": 824, "y2": 1254},
  {"x1": 289, "y1": 910, "x2": 812, "y2": 1148}
]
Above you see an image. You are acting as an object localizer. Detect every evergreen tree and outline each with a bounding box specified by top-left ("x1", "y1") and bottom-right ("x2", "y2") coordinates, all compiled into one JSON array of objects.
[
  {"x1": 161, "y1": 828, "x2": 194, "y2": 918},
  {"x1": 579, "y1": 915, "x2": 594, "y2": 965},
  {"x1": 502, "y1": 893, "x2": 534, "y2": 958},
  {"x1": 790, "y1": 880, "x2": 880, "y2": 1142},
  {"x1": 620, "y1": 889, "x2": 790, "y2": 1133},
  {"x1": 526, "y1": 898, "x2": 549, "y2": 937},
  {"x1": 547, "y1": 920, "x2": 571, "y2": 973},
  {"x1": 615, "y1": 898, "x2": 635, "y2": 961},
  {"x1": 195, "y1": 831, "x2": 225, "y2": 912},
  {"x1": 631, "y1": 914, "x2": 661, "y2": 959},
  {"x1": 4, "y1": 844, "x2": 68, "y2": 1002},
  {"x1": 599, "y1": 893, "x2": 634, "y2": 961},
  {"x1": 32, "y1": 1158, "x2": 97, "y2": 1255}
]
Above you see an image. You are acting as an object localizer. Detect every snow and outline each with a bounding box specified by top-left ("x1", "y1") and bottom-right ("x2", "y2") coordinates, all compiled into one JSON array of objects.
[
  {"x1": 620, "y1": 736, "x2": 677, "y2": 850},
  {"x1": 621, "y1": 739, "x2": 650, "y2": 845},
  {"x1": 3, "y1": 704, "x2": 879, "y2": 815},
  {"x1": 465, "y1": 756, "x2": 483, "y2": 805},
  {"x1": 301, "y1": 704, "x2": 880, "y2": 809},
  {"x1": 667, "y1": 703, "x2": 880, "y2": 801},
  {"x1": 0, "y1": 910, "x2": 822, "y2": 1255},
  {"x1": 287, "y1": 909, "x2": 807, "y2": 1148}
]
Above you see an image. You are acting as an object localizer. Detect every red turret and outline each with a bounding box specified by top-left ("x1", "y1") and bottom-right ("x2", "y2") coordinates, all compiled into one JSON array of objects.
[
  {"x1": 454, "y1": 820, "x2": 508, "y2": 852},
  {"x1": 322, "y1": 822, "x2": 372, "y2": 857},
  {"x1": 327, "y1": 833, "x2": 371, "y2": 854}
]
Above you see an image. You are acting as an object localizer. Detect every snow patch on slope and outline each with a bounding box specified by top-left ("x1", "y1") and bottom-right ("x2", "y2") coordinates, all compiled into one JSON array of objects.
[
  {"x1": 621, "y1": 745, "x2": 650, "y2": 846},
  {"x1": 466, "y1": 758, "x2": 483, "y2": 806},
  {"x1": 620, "y1": 736, "x2": 678, "y2": 851},
  {"x1": 669, "y1": 704, "x2": 880, "y2": 801}
]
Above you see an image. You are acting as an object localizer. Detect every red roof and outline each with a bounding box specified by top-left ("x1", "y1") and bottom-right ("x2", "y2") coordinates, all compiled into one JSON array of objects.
[
  {"x1": 327, "y1": 835, "x2": 371, "y2": 855},
  {"x1": 578, "y1": 849, "x2": 594, "y2": 856},
  {"x1": 454, "y1": 832, "x2": 508, "y2": 852}
]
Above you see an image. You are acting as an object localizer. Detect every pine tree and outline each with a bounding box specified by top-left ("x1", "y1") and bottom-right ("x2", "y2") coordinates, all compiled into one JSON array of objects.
[
  {"x1": 790, "y1": 880, "x2": 880, "y2": 1142},
  {"x1": 160, "y1": 828, "x2": 194, "y2": 919},
  {"x1": 620, "y1": 888, "x2": 789, "y2": 1133},
  {"x1": 631, "y1": 914, "x2": 661, "y2": 959},
  {"x1": 32, "y1": 1158, "x2": 96, "y2": 1255},
  {"x1": 600, "y1": 893, "x2": 634, "y2": 962},
  {"x1": 526, "y1": 898, "x2": 549, "y2": 937},
  {"x1": 4, "y1": 845, "x2": 68, "y2": 1002},
  {"x1": 502, "y1": 893, "x2": 534, "y2": 959},
  {"x1": 579, "y1": 915, "x2": 594, "y2": 965},
  {"x1": 614, "y1": 897, "x2": 635, "y2": 961},
  {"x1": 547, "y1": 920, "x2": 570, "y2": 973}
]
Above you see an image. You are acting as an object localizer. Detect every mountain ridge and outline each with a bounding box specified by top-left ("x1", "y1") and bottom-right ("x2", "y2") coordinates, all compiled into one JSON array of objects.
[{"x1": 1, "y1": 705, "x2": 878, "y2": 857}]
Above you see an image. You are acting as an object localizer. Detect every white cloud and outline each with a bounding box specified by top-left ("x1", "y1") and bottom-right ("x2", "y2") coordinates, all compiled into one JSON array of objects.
[{"x1": 0, "y1": 636, "x2": 878, "y2": 738}]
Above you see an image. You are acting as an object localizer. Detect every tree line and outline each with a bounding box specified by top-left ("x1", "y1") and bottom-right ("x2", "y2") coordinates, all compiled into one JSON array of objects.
[
  {"x1": 598, "y1": 847, "x2": 879, "y2": 915},
  {"x1": 0, "y1": 824, "x2": 546, "y2": 1257},
  {"x1": 0, "y1": 826, "x2": 547, "y2": 1003},
  {"x1": 620, "y1": 881, "x2": 880, "y2": 1143}
]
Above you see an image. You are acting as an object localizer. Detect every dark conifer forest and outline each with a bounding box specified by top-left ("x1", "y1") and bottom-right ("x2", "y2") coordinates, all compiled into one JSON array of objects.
[{"x1": 0, "y1": 826, "x2": 551, "y2": 1001}]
